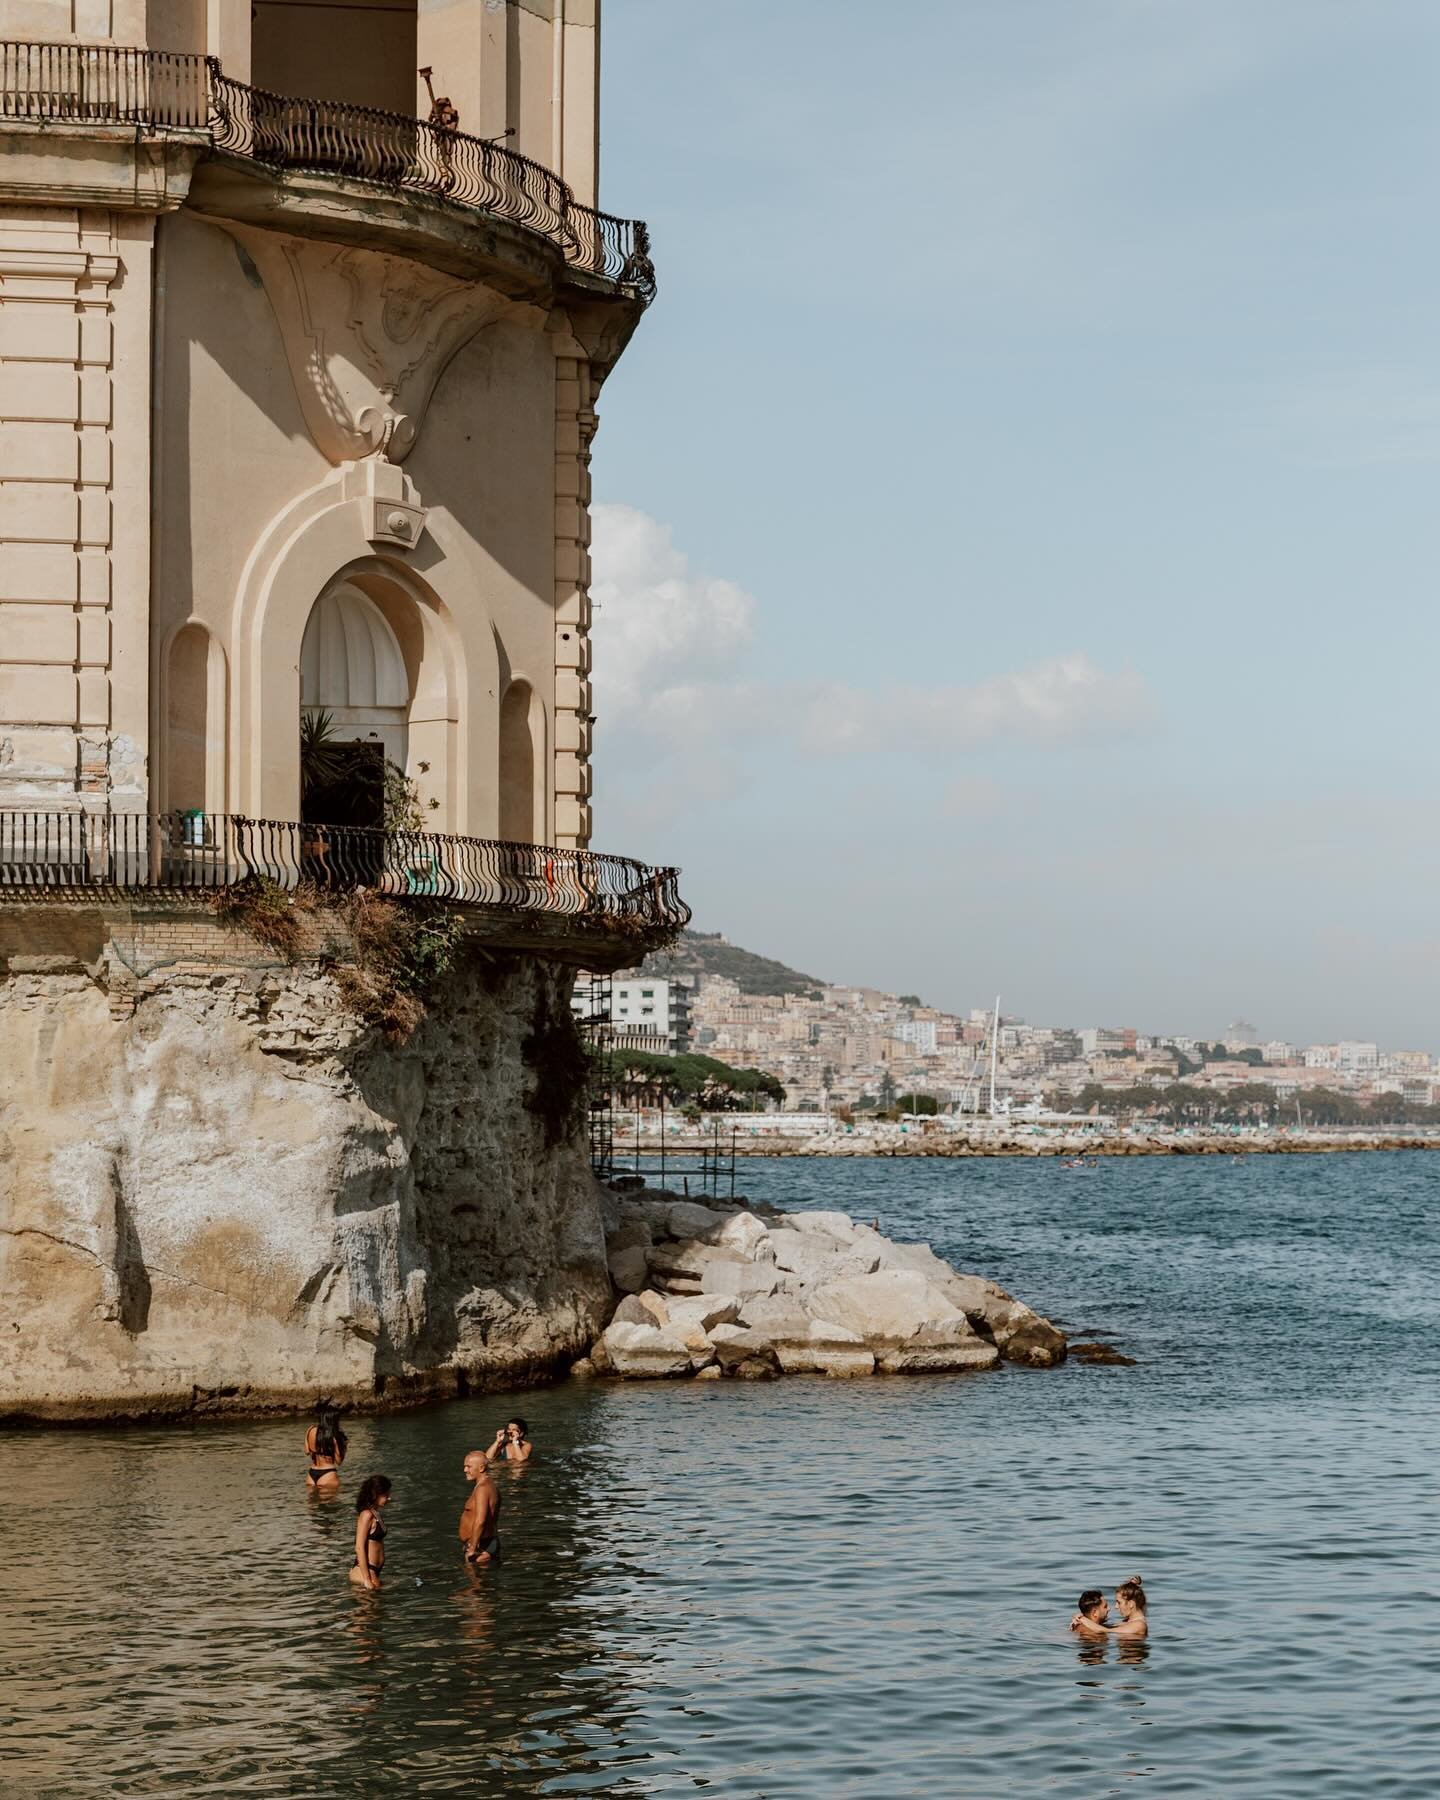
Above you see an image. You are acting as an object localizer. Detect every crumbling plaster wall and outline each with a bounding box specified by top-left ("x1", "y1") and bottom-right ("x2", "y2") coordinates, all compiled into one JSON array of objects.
[{"x1": 0, "y1": 920, "x2": 609, "y2": 1420}]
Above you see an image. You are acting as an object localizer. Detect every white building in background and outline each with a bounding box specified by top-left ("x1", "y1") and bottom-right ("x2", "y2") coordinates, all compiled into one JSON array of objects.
[
  {"x1": 897, "y1": 1019, "x2": 938, "y2": 1053},
  {"x1": 572, "y1": 974, "x2": 693, "y2": 1053},
  {"x1": 1262, "y1": 1041, "x2": 1298, "y2": 1064},
  {"x1": 1336, "y1": 1042, "x2": 1379, "y2": 1073}
]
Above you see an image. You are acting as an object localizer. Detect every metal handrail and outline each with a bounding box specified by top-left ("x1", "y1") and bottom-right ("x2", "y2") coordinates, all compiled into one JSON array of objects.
[
  {"x1": 0, "y1": 812, "x2": 690, "y2": 929},
  {"x1": 0, "y1": 38, "x2": 208, "y2": 126},
  {"x1": 0, "y1": 39, "x2": 655, "y2": 300}
]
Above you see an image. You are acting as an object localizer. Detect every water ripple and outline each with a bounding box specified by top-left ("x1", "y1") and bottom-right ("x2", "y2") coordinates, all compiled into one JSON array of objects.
[{"x1": 4, "y1": 1153, "x2": 1438, "y2": 1796}]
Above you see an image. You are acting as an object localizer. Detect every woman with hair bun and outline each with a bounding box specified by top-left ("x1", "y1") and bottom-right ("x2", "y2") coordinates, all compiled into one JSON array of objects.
[
  {"x1": 350, "y1": 1476, "x2": 392, "y2": 1591},
  {"x1": 1110, "y1": 1577, "x2": 1148, "y2": 1639}
]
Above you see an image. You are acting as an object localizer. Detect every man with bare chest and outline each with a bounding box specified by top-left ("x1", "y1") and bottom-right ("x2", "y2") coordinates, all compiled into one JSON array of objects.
[{"x1": 459, "y1": 1450, "x2": 502, "y2": 1565}]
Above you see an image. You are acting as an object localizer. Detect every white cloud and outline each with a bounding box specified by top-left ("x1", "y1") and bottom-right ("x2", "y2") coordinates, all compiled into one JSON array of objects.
[
  {"x1": 591, "y1": 507, "x2": 1154, "y2": 758},
  {"x1": 590, "y1": 503, "x2": 755, "y2": 714},
  {"x1": 790, "y1": 655, "x2": 1154, "y2": 753}
]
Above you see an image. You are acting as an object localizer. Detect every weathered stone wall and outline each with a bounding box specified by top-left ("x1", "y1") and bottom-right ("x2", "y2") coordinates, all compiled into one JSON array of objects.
[{"x1": 0, "y1": 908, "x2": 609, "y2": 1421}]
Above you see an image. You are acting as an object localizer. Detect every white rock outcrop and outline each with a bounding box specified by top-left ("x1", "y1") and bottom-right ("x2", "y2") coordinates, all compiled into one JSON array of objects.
[
  {"x1": 600, "y1": 1320, "x2": 705, "y2": 1378},
  {"x1": 597, "y1": 1187, "x2": 1065, "y2": 1382}
]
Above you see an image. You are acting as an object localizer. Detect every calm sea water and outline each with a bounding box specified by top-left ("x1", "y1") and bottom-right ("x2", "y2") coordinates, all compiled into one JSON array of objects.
[{"x1": 5, "y1": 1153, "x2": 1440, "y2": 1798}]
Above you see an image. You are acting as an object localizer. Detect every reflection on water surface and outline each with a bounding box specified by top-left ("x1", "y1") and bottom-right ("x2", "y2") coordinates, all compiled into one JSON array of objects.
[{"x1": 5, "y1": 1154, "x2": 1440, "y2": 1797}]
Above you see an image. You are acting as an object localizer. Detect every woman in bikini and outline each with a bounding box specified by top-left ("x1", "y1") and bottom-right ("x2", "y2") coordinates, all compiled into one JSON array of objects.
[
  {"x1": 487, "y1": 1417, "x2": 534, "y2": 1465},
  {"x1": 350, "y1": 1475, "x2": 392, "y2": 1591},
  {"x1": 304, "y1": 1401, "x2": 348, "y2": 1494}
]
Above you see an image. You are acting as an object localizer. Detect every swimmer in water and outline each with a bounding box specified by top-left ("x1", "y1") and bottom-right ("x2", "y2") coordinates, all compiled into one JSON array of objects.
[
  {"x1": 459, "y1": 1450, "x2": 502, "y2": 1566},
  {"x1": 487, "y1": 1417, "x2": 534, "y2": 1465},
  {"x1": 1072, "y1": 1576, "x2": 1148, "y2": 1641},
  {"x1": 304, "y1": 1400, "x2": 347, "y2": 1494},
  {"x1": 1069, "y1": 1588, "x2": 1110, "y2": 1635},
  {"x1": 350, "y1": 1475, "x2": 392, "y2": 1591}
]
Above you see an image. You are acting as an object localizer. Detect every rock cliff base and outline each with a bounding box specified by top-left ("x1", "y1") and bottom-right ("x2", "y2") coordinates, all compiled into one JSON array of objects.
[{"x1": 0, "y1": 914, "x2": 609, "y2": 1422}]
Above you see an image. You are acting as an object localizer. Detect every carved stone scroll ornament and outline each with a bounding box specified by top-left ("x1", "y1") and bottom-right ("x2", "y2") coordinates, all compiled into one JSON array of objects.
[{"x1": 224, "y1": 224, "x2": 512, "y2": 464}]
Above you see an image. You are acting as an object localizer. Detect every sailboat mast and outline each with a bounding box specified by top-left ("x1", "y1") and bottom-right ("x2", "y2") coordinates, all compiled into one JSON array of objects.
[{"x1": 989, "y1": 996, "x2": 1000, "y2": 1117}]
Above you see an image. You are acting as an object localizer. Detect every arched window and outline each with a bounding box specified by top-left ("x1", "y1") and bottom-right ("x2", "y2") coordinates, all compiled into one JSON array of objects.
[
  {"x1": 301, "y1": 584, "x2": 408, "y2": 749},
  {"x1": 300, "y1": 583, "x2": 410, "y2": 828}
]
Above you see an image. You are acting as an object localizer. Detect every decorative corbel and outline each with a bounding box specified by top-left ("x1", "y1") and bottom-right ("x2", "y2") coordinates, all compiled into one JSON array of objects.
[{"x1": 223, "y1": 222, "x2": 512, "y2": 465}]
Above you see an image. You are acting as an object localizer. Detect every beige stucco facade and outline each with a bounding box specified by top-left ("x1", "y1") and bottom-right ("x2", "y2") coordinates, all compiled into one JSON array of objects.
[{"x1": 0, "y1": 0, "x2": 635, "y2": 847}]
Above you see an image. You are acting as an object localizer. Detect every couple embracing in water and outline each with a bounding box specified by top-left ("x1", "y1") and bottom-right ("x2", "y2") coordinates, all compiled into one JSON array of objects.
[{"x1": 1071, "y1": 1576, "x2": 1148, "y2": 1640}]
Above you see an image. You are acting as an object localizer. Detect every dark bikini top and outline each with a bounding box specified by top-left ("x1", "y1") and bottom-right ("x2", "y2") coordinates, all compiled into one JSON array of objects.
[
  {"x1": 364, "y1": 1511, "x2": 386, "y2": 1542},
  {"x1": 309, "y1": 1430, "x2": 343, "y2": 1470}
]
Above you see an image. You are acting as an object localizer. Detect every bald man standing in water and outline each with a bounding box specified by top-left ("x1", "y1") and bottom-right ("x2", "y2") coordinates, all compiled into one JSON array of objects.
[{"x1": 459, "y1": 1450, "x2": 502, "y2": 1566}]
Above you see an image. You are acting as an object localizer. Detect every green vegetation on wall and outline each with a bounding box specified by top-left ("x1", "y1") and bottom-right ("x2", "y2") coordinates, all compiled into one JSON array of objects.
[{"x1": 210, "y1": 878, "x2": 463, "y2": 1042}]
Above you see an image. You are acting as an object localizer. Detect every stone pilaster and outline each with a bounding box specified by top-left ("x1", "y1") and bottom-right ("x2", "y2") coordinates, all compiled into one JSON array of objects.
[
  {"x1": 0, "y1": 204, "x2": 146, "y2": 811},
  {"x1": 552, "y1": 336, "x2": 594, "y2": 848}
]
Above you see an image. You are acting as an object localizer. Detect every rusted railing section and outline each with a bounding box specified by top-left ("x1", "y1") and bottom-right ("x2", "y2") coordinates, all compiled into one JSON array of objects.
[
  {"x1": 0, "y1": 813, "x2": 689, "y2": 929},
  {"x1": 0, "y1": 40, "x2": 655, "y2": 299}
]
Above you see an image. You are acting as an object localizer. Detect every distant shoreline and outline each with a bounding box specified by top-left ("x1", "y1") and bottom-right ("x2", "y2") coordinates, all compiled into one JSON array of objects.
[
  {"x1": 726, "y1": 1135, "x2": 1438, "y2": 1157},
  {"x1": 621, "y1": 1128, "x2": 1440, "y2": 1159}
]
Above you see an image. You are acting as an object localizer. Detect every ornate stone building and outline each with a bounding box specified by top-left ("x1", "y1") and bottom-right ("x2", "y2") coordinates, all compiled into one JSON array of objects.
[
  {"x1": 0, "y1": 6, "x2": 682, "y2": 1420},
  {"x1": 0, "y1": 0, "x2": 646, "y2": 845}
]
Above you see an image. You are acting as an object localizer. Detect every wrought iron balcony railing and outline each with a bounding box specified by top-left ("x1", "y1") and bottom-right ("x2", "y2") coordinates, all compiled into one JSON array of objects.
[
  {"x1": 0, "y1": 39, "x2": 655, "y2": 299},
  {"x1": 0, "y1": 812, "x2": 689, "y2": 930}
]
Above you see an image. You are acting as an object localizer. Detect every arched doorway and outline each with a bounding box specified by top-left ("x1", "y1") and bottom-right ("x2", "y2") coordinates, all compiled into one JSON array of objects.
[
  {"x1": 299, "y1": 583, "x2": 408, "y2": 829},
  {"x1": 230, "y1": 465, "x2": 497, "y2": 831}
]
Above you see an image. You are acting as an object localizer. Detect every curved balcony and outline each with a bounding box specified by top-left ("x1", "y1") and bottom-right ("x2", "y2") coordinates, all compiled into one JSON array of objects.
[
  {"x1": 0, "y1": 39, "x2": 655, "y2": 300},
  {"x1": 0, "y1": 811, "x2": 689, "y2": 941}
]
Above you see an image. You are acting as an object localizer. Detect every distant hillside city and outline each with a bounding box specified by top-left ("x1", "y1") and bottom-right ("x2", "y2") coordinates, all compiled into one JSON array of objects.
[{"x1": 573, "y1": 931, "x2": 1438, "y2": 1122}]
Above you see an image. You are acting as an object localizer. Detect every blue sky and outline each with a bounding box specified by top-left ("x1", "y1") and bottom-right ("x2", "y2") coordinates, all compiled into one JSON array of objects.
[{"x1": 583, "y1": 0, "x2": 1440, "y2": 1047}]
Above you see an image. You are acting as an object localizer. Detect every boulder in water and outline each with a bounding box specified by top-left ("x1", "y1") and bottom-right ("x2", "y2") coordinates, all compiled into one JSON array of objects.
[{"x1": 588, "y1": 1187, "x2": 1063, "y2": 1384}]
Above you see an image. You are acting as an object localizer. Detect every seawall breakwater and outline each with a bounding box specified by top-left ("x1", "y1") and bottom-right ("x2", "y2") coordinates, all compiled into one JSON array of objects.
[{"x1": 714, "y1": 1128, "x2": 1440, "y2": 1158}]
